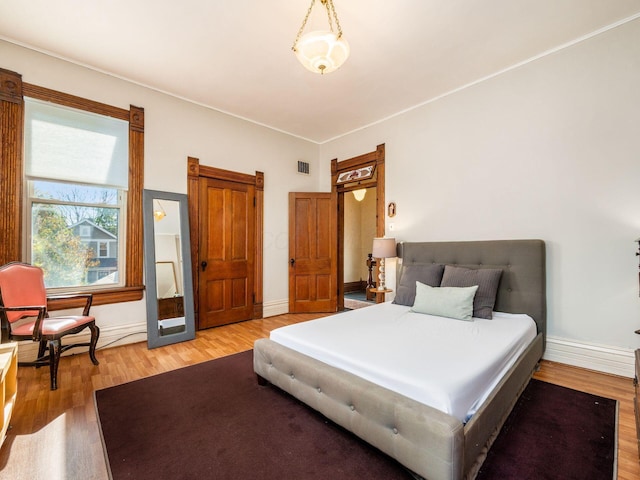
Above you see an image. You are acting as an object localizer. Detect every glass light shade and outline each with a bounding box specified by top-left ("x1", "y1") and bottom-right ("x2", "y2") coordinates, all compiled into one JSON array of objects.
[
  {"x1": 294, "y1": 30, "x2": 350, "y2": 74},
  {"x1": 352, "y1": 189, "x2": 366, "y2": 201},
  {"x1": 153, "y1": 200, "x2": 166, "y2": 221}
]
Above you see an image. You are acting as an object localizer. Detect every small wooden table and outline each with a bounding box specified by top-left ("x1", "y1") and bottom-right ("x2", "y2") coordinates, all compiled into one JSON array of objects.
[{"x1": 368, "y1": 287, "x2": 393, "y2": 304}]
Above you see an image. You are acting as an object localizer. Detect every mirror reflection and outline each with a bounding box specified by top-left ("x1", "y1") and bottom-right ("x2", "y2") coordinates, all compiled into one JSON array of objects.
[
  {"x1": 156, "y1": 261, "x2": 178, "y2": 299},
  {"x1": 153, "y1": 199, "x2": 185, "y2": 336},
  {"x1": 143, "y1": 190, "x2": 195, "y2": 348}
]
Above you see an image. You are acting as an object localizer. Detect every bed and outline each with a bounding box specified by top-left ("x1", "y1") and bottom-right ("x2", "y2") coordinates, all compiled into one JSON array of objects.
[{"x1": 254, "y1": 239, "x2": 546, "y2": 480}]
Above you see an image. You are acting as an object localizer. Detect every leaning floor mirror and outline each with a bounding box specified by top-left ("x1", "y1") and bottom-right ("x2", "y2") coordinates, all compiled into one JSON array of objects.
[{"x1": 143, "y1": 189, "x2": 196, "y2": 348}]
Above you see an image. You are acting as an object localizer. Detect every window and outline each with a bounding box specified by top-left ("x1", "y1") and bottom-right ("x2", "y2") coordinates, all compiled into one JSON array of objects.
[
  {"x1": 24, "y1": 98, "x2": 128, "y2": 290},
  {"x1": 99, "y1": 241, "x2": 109, "y2": 258},
  {"x1": 0, "y1": 69, "x2": 144, "y2": 306},
  {"x1": 27, "y1": 180, "x2": 122, "y2": 288}
]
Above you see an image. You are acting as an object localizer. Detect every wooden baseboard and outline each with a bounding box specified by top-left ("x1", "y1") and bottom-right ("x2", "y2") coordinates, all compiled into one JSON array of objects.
[{"x1": 344, "y1": 281, "x2": 366, "y2": 293}]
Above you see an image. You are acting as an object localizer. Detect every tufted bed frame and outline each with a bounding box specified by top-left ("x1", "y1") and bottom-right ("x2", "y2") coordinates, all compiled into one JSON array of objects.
[{"x1": 254, "y1": 239, "x2": 546, "y2": 480}]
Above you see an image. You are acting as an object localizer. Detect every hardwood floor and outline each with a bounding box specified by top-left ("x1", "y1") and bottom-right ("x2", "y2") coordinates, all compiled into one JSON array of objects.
[{"x1": 0, "y1": 313, "x2": 637, "y2": 480}]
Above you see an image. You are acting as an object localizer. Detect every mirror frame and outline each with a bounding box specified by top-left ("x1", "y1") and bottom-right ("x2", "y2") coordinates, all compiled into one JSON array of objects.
[{"x1": 143, "y1": 189, "x2": 196, "y2": 348}]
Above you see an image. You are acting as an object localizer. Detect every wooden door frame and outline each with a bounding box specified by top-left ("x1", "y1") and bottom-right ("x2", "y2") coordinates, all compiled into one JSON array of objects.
[
  {"x1": 187, "y1": 157, "x2": 264, "y2": 328},
  {"x1": 331, "y1": 144, "x2": 386, "y2": 311}
]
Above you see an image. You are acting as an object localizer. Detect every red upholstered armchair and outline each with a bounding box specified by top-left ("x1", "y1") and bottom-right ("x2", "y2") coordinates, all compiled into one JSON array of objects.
[{"x1": 0, "y1": 262, "x2": 100, "y2": 390}]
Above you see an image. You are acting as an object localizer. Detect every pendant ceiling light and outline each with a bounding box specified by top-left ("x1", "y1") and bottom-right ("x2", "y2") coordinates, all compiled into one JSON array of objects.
[
  {"x1": 292, "y1": 0, "x2": 350, "y2": 74},
  {"x1": 153, "y1": 200, "x2": 166, "y2": 221}
]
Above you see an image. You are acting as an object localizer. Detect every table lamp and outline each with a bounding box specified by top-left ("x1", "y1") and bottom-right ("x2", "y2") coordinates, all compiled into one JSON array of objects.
[{"x1": 372, "y1": 237, "x2": 396, "y2": 291}]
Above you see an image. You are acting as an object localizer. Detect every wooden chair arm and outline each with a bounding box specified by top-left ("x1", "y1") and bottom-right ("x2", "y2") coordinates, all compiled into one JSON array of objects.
[
  {"x1": 47, "y1": 293, "x2": 93, "y2": 316},
  {"x1": 0, "y1": 305, "x2": 47, "y2": 314},
  {"x1": 0, "y1": 305, "x2": 47, "y2": 341}
]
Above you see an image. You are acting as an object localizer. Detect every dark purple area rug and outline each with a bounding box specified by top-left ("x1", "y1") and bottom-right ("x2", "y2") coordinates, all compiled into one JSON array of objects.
[
  {"x1": 476, "y1": 378, "x2": 617, "y2": 480},
  {"x1": 95, "y1": 350, "x2": 617, "y2": 480}
]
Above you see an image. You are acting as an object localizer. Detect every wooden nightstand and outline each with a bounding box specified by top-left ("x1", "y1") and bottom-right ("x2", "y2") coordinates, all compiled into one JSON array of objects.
[{"x1": 368, "y1": 287, "x2": 392, "y2": 304}]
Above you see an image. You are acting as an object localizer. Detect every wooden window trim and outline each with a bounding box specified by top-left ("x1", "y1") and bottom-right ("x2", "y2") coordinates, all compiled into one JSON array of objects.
[{"x1": 0, "y1": 68, "x2": 144, "y2": 309}]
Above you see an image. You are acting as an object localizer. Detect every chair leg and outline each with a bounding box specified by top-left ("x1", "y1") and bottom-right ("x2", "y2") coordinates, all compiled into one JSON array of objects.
[
  {"x1": 48, "y1": 340, "x2": 61, "y2": 391},
  {"x1": 37, "y1": 340, "x2": 47, "y2": 363},
  {"x1": 89, "y1": 322, "x2": 100, "y2": 365}
]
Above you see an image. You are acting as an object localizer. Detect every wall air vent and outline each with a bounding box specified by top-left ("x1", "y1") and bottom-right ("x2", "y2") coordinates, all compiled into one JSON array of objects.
[{"x1": 297, "y1": 160, "x2": 310, "y2": 175}]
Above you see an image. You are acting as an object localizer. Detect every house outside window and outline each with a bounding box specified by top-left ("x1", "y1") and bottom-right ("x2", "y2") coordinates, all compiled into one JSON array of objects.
[{"x1": 24, "y1": 98, "x2": 128, "y2": 290}]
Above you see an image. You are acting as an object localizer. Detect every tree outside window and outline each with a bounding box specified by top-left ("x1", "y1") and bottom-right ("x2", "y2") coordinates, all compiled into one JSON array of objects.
[{"x1": 30, "y1": 181, "x2": 123, "y2": 288}]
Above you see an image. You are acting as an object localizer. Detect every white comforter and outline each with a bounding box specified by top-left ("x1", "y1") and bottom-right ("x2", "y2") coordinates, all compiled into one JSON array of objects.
[{"x1": 270, "y1": 302, "x2": 536, "y2": 422}]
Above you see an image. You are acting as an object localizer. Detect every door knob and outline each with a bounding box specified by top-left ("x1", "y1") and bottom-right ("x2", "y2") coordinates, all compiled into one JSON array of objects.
[
  {"x1": 290, "y1": 258, "x2": 295, "y2": 266},
  {"x1": 201, "y1": 261, "x2": 208, "y2": 271}
]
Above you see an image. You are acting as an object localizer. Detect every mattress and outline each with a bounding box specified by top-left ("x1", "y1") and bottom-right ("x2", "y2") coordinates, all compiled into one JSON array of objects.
[{"x1": 270, "y1": 302, "x2": 537, "y2": 422}]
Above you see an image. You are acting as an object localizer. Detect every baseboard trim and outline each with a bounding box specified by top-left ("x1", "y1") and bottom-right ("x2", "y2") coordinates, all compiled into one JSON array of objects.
[
  {"x1": 15, "y1": 321, "x2": 147, "y2": 363},
  {"x1": 14, "y1": 314, "x2": 635, "y2": 379},
  {"x1": 544, "y1": 336, "x2": 635, "y2": 378},
  {"x1": 263, "y1": 299, "x2": 289, "y2": 318}
]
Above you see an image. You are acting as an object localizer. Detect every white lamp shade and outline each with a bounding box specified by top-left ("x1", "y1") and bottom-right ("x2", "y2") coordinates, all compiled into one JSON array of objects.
[
  {"x1": 294, "y1": 30, "x2": 350, "y2": 74},
  {"x1": 372, "y1": 237, "x2": 396, "y2": 259}
]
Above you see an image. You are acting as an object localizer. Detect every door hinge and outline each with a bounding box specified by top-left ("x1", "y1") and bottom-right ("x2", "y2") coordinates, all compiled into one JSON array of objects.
[
  {"x1": 252, "y1": 293, "x2": 256, "y2": 303},
  {"x1": 253, "y1": 196, "x2": 256, "y2": 207}
]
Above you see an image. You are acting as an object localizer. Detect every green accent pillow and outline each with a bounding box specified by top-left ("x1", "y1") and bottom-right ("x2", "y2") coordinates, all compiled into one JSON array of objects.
[{"x1": 410, "y1": 281, "x2": 478, "y2": 321}]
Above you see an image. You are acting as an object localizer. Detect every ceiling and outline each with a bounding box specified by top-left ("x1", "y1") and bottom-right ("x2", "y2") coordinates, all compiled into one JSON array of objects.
[{"x1": 1, "y1": 1, "x2": 639, "y2": 143}]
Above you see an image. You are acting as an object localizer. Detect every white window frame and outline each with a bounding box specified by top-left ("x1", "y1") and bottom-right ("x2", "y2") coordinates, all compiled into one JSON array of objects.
[{"x1": 25, "y1": 181, "x2": 127, "y2": 292}]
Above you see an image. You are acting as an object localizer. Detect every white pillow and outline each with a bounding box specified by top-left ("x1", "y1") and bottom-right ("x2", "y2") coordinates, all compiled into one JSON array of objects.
[{"x1": 410, "y1": 281, "x2": 478, "y2": 321}]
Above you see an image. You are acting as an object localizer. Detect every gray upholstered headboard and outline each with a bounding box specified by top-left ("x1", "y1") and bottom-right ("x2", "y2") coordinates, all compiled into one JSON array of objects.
[{"x1": 397, "y1": 240, "x2": 546, "y2": 342}]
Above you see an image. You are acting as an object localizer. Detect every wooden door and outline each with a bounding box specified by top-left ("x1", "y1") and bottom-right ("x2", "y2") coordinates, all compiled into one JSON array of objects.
[
  {"x1": 198, "y1": 177, "x2": 255, "y2": 328},
  {"x1": 288, "y1": 192, "x2": 337, "y2": 313}
]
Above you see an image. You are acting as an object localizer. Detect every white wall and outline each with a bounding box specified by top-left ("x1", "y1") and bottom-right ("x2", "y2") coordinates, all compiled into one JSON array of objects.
[
  {"x1": 359, "y1": 190, "x2": 377, "y2": 280},
  {"x1": 0, "y1": 40, "x2": 319, "y2": 350},
  {"x1": 320, "y1": 19, "x2": 640, "y2": 375},
  {"x1": 4, "y1": 18, "x2": 640, "y2": 375},
  {"x1": 343, "y1": 193, "x2": 362, "y2": 283}
]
